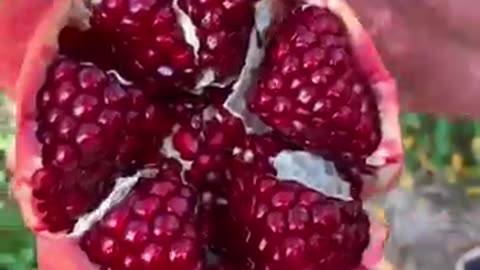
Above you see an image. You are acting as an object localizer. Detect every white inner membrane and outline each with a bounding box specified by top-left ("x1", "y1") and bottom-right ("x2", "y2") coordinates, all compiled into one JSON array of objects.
[
  {"x1": 70, "y1": 169, "x2": 158, "y2": 237},
  {"x1": 273, "y1": 151, "x2": 352, "y2": 200}
]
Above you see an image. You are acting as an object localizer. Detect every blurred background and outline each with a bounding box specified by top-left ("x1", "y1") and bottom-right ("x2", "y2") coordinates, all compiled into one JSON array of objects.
[{"x1": 1, "y1": 91, "x2": 480, "y2": 270}]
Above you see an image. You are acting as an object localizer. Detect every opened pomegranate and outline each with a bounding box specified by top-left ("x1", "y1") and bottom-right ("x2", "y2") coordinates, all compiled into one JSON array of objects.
[{"x1": 0, "y1": 0, "x2": 403, "y2": 269}]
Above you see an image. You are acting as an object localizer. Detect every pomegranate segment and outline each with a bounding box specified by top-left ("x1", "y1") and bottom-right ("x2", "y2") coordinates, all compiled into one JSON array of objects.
[
  {"x1": 31, "y1": 57, "x2": 173, "y2": 232},
  {"x1": 80, "y1": 0, "x2": 257, "y2": 94},
  {"x1": 80, "y1": 158, "x2": 204, "y2": 270},
  {"x1": 221, "y1": 134, "x2": 370, "y2": 270},
  {"x1": 89, "y1": 0, "x2": 198, "y2": 93},
  {"x1": 249, "y1": 6, "x2": 381, "y2": 162},
  {"x1": 228, "y1": 178, "x2": 370, "y2": 270}
]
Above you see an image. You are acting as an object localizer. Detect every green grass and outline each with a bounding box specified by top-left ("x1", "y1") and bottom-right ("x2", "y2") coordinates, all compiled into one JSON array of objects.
[{"x1": 0, "y1": 94, "x2": 36, "y2": 270}]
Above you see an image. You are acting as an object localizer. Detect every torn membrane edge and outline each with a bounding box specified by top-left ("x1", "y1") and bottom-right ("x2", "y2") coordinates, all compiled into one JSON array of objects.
[{"x1": 70, "y1": 169, "x2": 157, "y2": 238}]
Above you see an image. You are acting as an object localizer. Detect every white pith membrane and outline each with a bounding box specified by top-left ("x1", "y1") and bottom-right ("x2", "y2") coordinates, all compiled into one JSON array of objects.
[
  {"x1": 272, "y1": 151, "x2": 352, "y2": 200},
  {"x1": 172, "y1": 0, "x2": 200, "y2": 59}
]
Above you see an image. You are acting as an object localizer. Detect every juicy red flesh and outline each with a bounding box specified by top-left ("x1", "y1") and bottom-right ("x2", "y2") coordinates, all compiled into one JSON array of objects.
[
  {"x1": 34, "y1": 57, "x2": 173, "y2": 231},
  {"x1": 249, "y1": 6, "x2": 381, "y2": 162},
  {"x1": 80, "y1": 158, "x2": 203, "y2": 270},
  {"x1": 224, "y1": 139, "x2": 370, "y2": 270},
  {"x1": 87, "y1": 0, "x2": 255, "y2": 94}
]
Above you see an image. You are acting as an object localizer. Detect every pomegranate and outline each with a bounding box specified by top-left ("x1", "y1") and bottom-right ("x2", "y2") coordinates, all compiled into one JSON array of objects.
[{"x1": 0, "y1": 0, "x2": 403, "y2": 269}]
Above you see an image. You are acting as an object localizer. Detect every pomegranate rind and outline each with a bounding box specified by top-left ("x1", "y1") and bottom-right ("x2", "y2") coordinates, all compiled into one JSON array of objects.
[
  {"x1": 8, "y1": 0, "x2": 91, "y2": 234},
  {"x1": 0, "y1": 0, "x2": 56, "y2": 99},
  {"x1": 0, "y1": 0, "x2": 88, "y2": 100},
  {"x1": 37, "y1": 236, "x2": 97, "y2": 270},
  {"x1": 361, "y1": 216, "x2": 389, "y2": 269},
  {"x1": 325, "y1": 0, "x2": 404, "y2": 198}
]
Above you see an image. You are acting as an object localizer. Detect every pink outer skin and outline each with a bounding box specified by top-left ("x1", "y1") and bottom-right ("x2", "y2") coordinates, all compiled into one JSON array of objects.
[
  {"x1": 323, "y1": 0, "x2": 404, "y2": 199},
  {"x1": 7, "y1": 0, "x2": 90, "y2": 234},
  {"x1": 0, "y1": 0, "x2": 402, "y2": 269}
]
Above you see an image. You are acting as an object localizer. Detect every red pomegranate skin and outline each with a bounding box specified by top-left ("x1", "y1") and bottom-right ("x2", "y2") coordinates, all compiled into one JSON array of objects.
[
  {"x1": 1, "y1": 0, "x2": 405, "y2": 270},
  {"x1": 249, "y1": 6, "x2": 381, "y2": 163}
]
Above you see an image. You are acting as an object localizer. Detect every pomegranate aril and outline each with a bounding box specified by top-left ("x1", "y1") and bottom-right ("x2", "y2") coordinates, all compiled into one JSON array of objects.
[
  {"x1": 52, "y1": 81, "x2": 77, "y2": 107},
  {"x1": 123, "y1": 220, "x2": 150, "y2": 247},
  {"x1": 153, "y1": 214, "x2": 181, "y2": 240},
  {"x1": 78, "y1": 66, "x2": 107, "y2": 91},
  {"x1": 76, "y1": 123, "x2": 104, "y2": 156},
  {"x1": 31, "y1": 168, "x2": 61, "y2": 199},
  {"x1": 140, "y1": 243, "x2": 169, "y2": 269},
  {"x1": 104, "y1": 82, "x2": 129, "y2": 109},
  {"x1": 100, "y1": 208, "x2": 132, "y2": 238},
  {"x1": 249, "y1": 6, "x2": 381, "y2": 163},
  {"x1": 122, "y1": 254, "x2": 143, "y2": 270},
  {"x1": 173, "y1": 127, "x2": 201, "y2": 160},
  {"x1": 72, "y1": 93, "x2": 101, "y2": 121}
]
